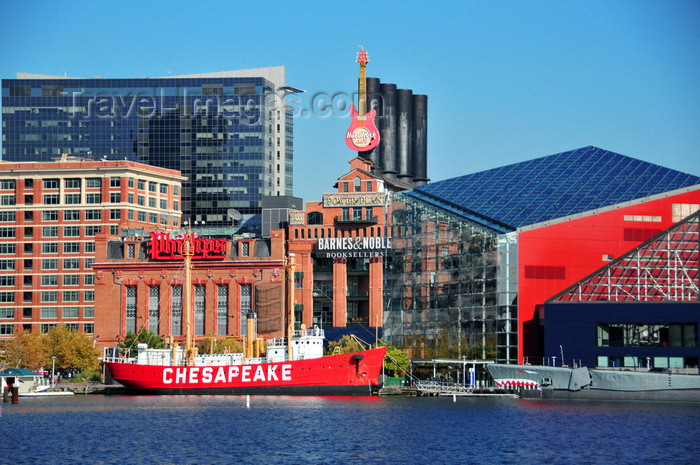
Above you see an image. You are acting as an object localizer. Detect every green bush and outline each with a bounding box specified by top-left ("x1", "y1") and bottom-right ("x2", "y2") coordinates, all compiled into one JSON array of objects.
[{"x1": 74, "y1": 369, "x2": 102, "y2": 382}]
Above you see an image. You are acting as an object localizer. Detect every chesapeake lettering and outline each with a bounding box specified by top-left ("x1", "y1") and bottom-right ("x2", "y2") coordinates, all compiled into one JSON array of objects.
[{"x1": 162, "y1": 364, "x2": 292, "y2": 385}]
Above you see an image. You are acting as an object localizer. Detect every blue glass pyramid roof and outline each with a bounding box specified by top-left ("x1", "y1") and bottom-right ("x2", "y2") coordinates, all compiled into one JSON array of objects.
[{"x1": 407, "y1": 146, "x2": 700, "y2": 230}]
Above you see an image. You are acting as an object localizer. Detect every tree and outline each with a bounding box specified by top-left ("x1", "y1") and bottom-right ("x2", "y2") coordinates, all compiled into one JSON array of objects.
[
  {"x1": 382, "y1": 341, "x2": 411, "y2": 377},
  {"x1": 326, "y1": 335, "x2": 367, "y2": 354},
  {"x1": 1, "y1": 329, "x2": 47, "y2": 370},
  {"x1": 119, "y1": 327, "x2": 165, "y2": 351},
  {"x1": 45, "y1": 324, "x2": 100, "y2": 372}
]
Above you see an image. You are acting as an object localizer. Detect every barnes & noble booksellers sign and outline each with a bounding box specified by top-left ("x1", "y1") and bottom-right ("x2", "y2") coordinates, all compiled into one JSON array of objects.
[{"x1": 315, "y1": 236, "x2": 391, "y2": 258}]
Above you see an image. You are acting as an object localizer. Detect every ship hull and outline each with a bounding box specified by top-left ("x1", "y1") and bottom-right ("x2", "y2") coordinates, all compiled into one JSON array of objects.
[
  {"x1": 105, "y1": 347, "x2": 386, "y2": 396},
  {"x1": 488, "y1": 364, "x2": 700, "y2": 402}
]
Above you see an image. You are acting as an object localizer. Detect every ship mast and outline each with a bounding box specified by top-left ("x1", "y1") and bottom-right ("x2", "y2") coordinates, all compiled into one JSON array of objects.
[
  {"x1": 286, "y1": 253, "x2": 296, "y2": 361},
  {"x1": 183, "y1": 231, "x2": 196, "y2": 366}
]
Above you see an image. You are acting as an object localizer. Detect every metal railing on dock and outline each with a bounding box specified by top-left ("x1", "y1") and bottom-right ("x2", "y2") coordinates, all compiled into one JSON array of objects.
[{"x1": 414, "y1": 380, "x2": 475, "y2": 396}]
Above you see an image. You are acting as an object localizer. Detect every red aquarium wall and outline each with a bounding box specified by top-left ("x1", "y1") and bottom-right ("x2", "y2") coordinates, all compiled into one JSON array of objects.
[{"x1": 517, "y1": 190, "x2": 700, "y2": 363}]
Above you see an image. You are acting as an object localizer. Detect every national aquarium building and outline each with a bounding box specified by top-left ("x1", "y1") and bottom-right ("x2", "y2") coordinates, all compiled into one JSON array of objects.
[{"x1": 384, "y1": 146, "x2": 700, "y2": 364}]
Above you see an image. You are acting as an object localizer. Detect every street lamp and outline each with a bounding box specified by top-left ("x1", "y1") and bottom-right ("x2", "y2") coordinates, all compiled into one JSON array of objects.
[{"x1": 51, "y1": 356, "x2": 56, "y2": 385}]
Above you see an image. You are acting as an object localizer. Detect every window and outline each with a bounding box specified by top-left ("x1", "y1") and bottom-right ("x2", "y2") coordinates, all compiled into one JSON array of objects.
[
  {"x1": 0, "y1": 276, "x2": 14, "y2": 286},
  {"x1": 63, "y1": 275, "x2": 79, "y2": 286},
  {"x1": 148, "y1": 286, "x2": 159, "y2": 334},
  {"x1": 86, "y1": 193, "x2": 101, "y2": 203},
  {"x1": 110, "y1": 192, "x2": 121, "y2": 203},
  {"x1": 366, "y1": 180, "x2": 373, "y2": 192},
  {"x1": 171, "y1": 286, "x2": 182, "y2": 336},
  {"x1": 85, "y1": 225, "x2": 101, "y2": 236},
  {"x1": 110, "y1": 177, "x2": 121, "y2": 187},
  {"x1": 65, "y1": 193, "x2": 81, "y2": 204},
  {"x1": 0, "y1": 180, "x2": 16, "y2": 190},
  {"x1": 43, "y1": 179, "x2": 59, "y2": 189},
  {"x1": 84, "y1": 242, "x2": 95, "y2": 253},
  {"x1": 1, "y1": 195, "x2": 15, "y2": 205},
  {"x1": 43, "y1": 194, "x2": 60, "y2": 204},
  {"x1": 83, "y1": 323, "x2": 94, "y2": 334},
  {"x1": 42, "y1": 211, "x2": 58, "y2": 221},
  {"x1": 84, "y1": 306, "x2": 94, "y2": 318},
  {"x1": 0, "y1": 243, "x2": 15, "y2": 254},
  {"x1": 64, "y1": 226, "x2": 80, "y2": 237},
  {"x1": 160, "y1": 184, "x2": 168, "y2": 194},
  {"x1": 0, "y1": 211, "x2": 15, "y2": 222},
  {"x1": 241, "y1": 242, "x2": 250, "y2": 257},
  {"x1": 240, "y1": 284, "x2": 251, "y2": 335},
  {"x1": 0, "y1": 292, "x2": 14, "y2": 303},
  {"x1": 43, "y1": 226, "x2": 58, "y2": 237},
  {"x1": 86, "y1": 178, "x2": 101, "y2": 188},
  {"x1": 64, "y1": 258, "x2": 80, "y2": 269},
  {"x1": 64, "y1": 210, "x2": 80, "y2": 221},
  {"x1": 63, "y1": 243, "x2": 80, "y2": 254},
  {"x1": 110, "y1": 209, "x2": 120, "y2": 220},
  {"x1": 353, "y1": 208, "x2": 362, "y2": 221},
  {"x1": 63, "y1": 307, "x2": 79, "y2": 318},
  {"x1": 217, "y1": 285, "x2": 228, "y2": 335},
  {"x1": 41, "y1": 291, "x2": 58, "y2": 303},
  {"x1": 138, "y1": 180, "x2": 145, "y2": 190},
  {"x1": 63, "y1": 291, "x2": 79, "y2": 302},
  {"x1": 138, "y1": 195, "x2": 145, "y2": 206},
  {"x1": 354, "y1": 177, "x2": 361, "y2": 192},
  {"x1": 42, "y1": 243, "x2": 58, "y2": 254},
  {"x1": 85, "y1": 209, "x2": 101, "y2": 221},
  {"x1": 0, "y1": 227, "x2": 15, "y2": 238},
  {"x1": 0, "y1": 260, "x2": 15, "y2": 270},
  {"x1": 41, "y1": 275, "x2": 58, "y2": 286},
  {"x1": 41, "y1": 307, "x2": 58, "y2": 318},
  {"x1": 342, "y1": 208, "x2": 350, "y2": 221},
  {"x1": 65, "y1": 178, "x2": 81, "y2": 189},
  {"x1": 597, "y1": 322, "x2": 697, "y2": 348},
  {"x1": 42, "y1": 259, "x2": 58, "y2": 270},
  {"x1": 194, "y1": 285, "x2": 205, "y2": 336},
  {"x1": 84, "y1": 274, "x2": 94, "y2": 285},
  {"x1": 84, "y1": 290, "x2": 94, "y2": 302}
]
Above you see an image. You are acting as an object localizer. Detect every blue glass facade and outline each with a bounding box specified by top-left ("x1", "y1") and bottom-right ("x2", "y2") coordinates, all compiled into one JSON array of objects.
[{"x1": 2, "y1": 71, "x2": 293, "y2": 225}]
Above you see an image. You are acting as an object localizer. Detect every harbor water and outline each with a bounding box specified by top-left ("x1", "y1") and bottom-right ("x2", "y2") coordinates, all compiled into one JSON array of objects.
[{"x1": 2, "y1": 394, "x2": 699, "y2": 465}]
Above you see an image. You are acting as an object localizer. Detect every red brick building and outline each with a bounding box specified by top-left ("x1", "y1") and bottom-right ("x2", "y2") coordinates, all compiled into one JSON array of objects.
[
  {"x1": 287, "y1": 157, "x2": 392, "y2": 338},
  {"x1": 91, "y1": 230, "x2": 288, "y2": 349},
  {"x1": 0, "y1": 157, "x2": 184, "y2": 342}
]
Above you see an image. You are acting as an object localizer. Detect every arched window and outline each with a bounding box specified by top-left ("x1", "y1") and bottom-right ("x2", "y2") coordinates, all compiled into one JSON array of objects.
[
  {"x1": 308, "y1": 211, "x2": 323, "y2": 225},
  {"x1": 354, "y1": 176, "x2": 361, "y2": 192}
]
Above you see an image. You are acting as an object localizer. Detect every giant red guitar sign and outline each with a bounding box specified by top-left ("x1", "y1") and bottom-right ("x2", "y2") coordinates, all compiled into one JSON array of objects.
[{"x1": 346, "y1": 48, "x2": 380, "y2": 152}]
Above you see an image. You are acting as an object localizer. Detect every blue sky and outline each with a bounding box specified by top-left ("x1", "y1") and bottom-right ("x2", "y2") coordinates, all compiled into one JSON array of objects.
[{"x1": 1, "y1": 1, "x2": 698, "y2": 202}]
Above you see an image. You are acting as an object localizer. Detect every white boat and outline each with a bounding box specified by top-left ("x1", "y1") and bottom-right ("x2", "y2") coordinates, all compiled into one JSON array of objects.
[{"x1": 1, "y1": 368, "x2": 74, "y2": 397}]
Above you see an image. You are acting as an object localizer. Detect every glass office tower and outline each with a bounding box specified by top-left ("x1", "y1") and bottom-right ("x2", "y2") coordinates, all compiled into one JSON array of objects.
[{"x1": 1, "y1": 68, "x2": 294, "y2": 226}]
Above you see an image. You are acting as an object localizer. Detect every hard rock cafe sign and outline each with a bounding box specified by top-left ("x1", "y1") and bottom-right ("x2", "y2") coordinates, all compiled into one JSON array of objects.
[{"x1": 149, "y1": 232, "x2": 227, "y2": 260}]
